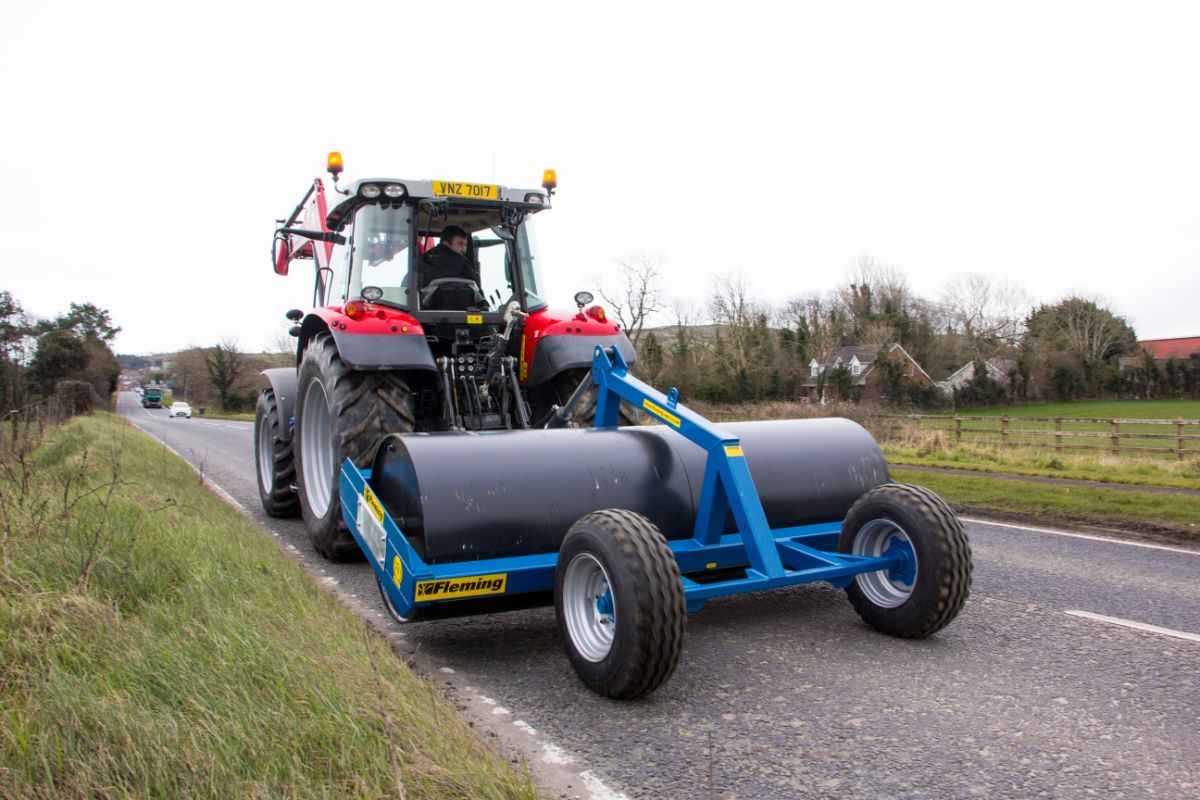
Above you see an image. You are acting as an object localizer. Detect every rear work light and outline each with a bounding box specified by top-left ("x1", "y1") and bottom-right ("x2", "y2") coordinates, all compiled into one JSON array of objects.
[
  {"x1": 383, "y1": 184, "x2": 405, "y2": 198},
  {"x1": 585, "y1": 305, "x2": 607, "y2": 323},
  {"x1": 360, "y1": 184, "x2": 381, "y2": 199}
]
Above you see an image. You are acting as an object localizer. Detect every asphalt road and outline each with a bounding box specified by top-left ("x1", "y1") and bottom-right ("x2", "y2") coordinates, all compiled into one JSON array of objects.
[{"x1": 120, "y1": 392, "x2": 1200, "y2": 800}]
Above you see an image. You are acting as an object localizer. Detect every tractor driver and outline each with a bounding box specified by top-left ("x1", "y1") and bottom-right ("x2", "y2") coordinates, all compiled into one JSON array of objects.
[{"x1": 419, "y1": 225, "x2": 475, "y2": 288}]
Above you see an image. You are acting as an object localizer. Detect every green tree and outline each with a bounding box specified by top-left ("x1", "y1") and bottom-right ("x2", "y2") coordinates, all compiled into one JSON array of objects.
[
  {"x1": 53, "y1": 302, "x2": 121, "y2": 342},
  {"x1": 1, "y1": 291, "x2": 36, "y2": 408},
  {"x1": 27, "y1": 329, "x2": 90, "y2": 396},
  {"x1": 204, "y1": 340, "x2": 245, "y2": 410},
  {"x1": 1024, "y1": 297, "x2": 1137, "y2": 398}
]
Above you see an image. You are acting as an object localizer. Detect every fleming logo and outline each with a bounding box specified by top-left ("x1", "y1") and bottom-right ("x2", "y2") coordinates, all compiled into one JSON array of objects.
[{"x1": 415, "y1": 574, "x2": 507, "y2": 601}]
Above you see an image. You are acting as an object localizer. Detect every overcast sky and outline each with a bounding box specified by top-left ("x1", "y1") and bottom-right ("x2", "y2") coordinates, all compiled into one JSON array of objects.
[{"x1": 2, "y1": 1, "x2": 1197, "y2": 355}]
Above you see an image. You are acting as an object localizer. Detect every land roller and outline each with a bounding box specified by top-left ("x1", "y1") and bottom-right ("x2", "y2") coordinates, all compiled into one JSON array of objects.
[
  {"x1": 259, "y1": 154, "x2": 972, "y2": 698},
  {"x1": 343, "y1": 346, "x2": 973, "y2": 698}
]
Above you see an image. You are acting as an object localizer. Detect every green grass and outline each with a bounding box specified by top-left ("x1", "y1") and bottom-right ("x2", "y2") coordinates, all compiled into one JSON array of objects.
[
  {"x1": 884, "y1": 442, "x2": 1200, "y2": 490},
  {"x1": 932, "y1": 398, "x2": 1200, "y2": 420},
  {"x1": 0, "y1": 413, "x2": 538, "y2": 800},
  {"x1": 882, "y1": 398, "x2": 1200, "y2": 457},
  {"x1": 893, "y1": 468, "x2": 1200, "y2": 535}
]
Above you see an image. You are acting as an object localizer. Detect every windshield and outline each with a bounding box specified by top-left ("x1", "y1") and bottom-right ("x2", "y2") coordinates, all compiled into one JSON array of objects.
[
  {"x1": 350, "y1": 206, "x2": 412, "y2": 308},
  {"x1": 415, "y1": 206, "x2": 547, "y2": 312}
]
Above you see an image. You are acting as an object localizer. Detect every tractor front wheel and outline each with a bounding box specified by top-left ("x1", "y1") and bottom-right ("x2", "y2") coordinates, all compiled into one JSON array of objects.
[
  {"x1": 838, "y1": 483, "x2": 972, "y2": 638},
  {"x1": 295, "y1": 333, "x2": 415, "y2": 561},
  {"x1": 254, "y1": 388, "x2": 300, "y2": 518},
  {"x1": 555, "y1": 509, "x2": 686, "y2": 699}
]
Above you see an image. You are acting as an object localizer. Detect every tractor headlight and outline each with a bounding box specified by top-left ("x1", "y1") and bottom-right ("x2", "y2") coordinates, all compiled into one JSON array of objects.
[
  {"x1": 383, "y1": 184, "x2": 406, "y2": 198},
  {"x1": 360, "y1": 184, "x2": 382, "y2": 199}
]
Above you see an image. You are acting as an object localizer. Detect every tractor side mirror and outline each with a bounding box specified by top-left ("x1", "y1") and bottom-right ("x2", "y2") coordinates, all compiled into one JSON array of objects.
[{"x1": 273, "y1": 232, "x2": 290, "y2": 276}]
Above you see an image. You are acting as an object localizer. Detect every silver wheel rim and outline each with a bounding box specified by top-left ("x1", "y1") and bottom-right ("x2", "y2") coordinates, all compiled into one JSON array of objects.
[
  {"x1": 300, "y1": 378, "x2": 333, "y2": 516},
  {"x1": 256, "y1": 412, "x2": 273, "y2": 494},
  {"x1": 852, "y1": 519, "x2": 917, "y2": 608},
  {"x1": 562, "y1": 553, "x2": 615, "y2": 662}
]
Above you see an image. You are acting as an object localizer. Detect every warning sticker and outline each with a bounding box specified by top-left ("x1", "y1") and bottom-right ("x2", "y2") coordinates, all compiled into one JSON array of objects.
[
  {"x1": 642, "y1": 398, "x2": 681, "y2": 428},
  {"x1": 363, "y1": 484, "x2": 384, "y2": 523},
  {"x1": 467, "y1": 314, "x2": 483, "y2": 324},
  {"x1": 392, "y1": 555, "x2": 403, "y2": 589},
  {"x1": 724, "y1": 445, "x2": 744, "y2": 457},
  {"x1": 415, "y1": 573, "x2": 507, "y2": 602}
]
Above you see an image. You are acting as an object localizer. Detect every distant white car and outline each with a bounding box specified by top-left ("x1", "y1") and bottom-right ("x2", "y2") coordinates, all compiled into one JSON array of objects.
[{"x1": 169, "y1": 402, "x2": 192, "y2": 419}]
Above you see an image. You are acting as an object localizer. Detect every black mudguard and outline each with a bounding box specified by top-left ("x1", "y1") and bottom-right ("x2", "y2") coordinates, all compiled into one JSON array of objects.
[
  {"x1": 525, "y1": 332, "x2": 637, "y2": 386},
  {"x1": 260, "y1": 368, "x2": 299, "y2": 442},
  {"x1": 329, "y1": 329, "x2": 437, "y2": 372}
]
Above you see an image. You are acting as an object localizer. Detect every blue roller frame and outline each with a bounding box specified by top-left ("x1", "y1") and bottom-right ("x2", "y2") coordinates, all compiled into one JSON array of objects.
[{"x1": 340, "y1": 346, "x2": 909, "y2": 620}]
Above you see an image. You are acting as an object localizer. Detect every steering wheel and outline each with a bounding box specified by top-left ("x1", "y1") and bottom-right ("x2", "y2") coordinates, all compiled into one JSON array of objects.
[{"x1": 420, "y1": 278, "x2": 488, "y2": 310}]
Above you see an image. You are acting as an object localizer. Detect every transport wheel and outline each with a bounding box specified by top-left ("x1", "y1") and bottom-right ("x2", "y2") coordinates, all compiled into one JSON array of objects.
[
  {"x1": 554, "y1": 509, "x2": 686, "y2": 699},
  {"x1": 540, "y1": 369, "x2": 640, "y2": 426},
  {"x1": 839, "y1": 483, "x2": 972, "y2": 638},
  {"x1": 254, "y1": 388, "x2": 300, "y2": 518},
  {"x1": 375, "y1": 575, "x2": 423, "y2": 624},
  {"x1": 295, "y1": 332, "x2": 415, "y2": 561}
]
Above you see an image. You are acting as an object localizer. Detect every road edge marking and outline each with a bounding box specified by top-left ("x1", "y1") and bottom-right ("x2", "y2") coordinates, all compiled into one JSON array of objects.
[
  {"x1": 1063, "y1": 610, "x2": 1200, "y2": 643},
  {"x1": 962, "y1": 516, "x2": 1200, "y2": 556}
]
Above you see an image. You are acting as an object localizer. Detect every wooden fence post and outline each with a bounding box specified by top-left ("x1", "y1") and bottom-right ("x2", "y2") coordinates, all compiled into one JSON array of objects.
[
  {"x1": 1001, "y1": 416, "x2": 1010, "y2": 449},
  {"x1": 1055, "y1": 417, "x2": 1063, "y2": 454},
  {"x1": 955, "y1": 416, "x2": 962, "y2": 445},
  {"x1": 1110, "y1": 418, "x2": 1119, "y2": 455},
  {"x1": 1180, "y1": 420, "x2": 1187, "y2": 462}
]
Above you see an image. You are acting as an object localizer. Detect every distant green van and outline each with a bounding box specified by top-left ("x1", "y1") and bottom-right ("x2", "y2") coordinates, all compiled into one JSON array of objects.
[{"x1": 141, "y1": 387, "x2": 164, "y2": 408}]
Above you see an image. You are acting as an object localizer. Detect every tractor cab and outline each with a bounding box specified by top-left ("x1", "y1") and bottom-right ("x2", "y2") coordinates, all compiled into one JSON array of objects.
[{"x1": 320, "y1": 173, "x2": 554, "y2": 330}]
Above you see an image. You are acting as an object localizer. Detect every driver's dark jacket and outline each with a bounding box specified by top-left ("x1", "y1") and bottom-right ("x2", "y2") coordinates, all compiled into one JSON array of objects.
[{"x1": 420, "y1": 244, "x2": 473, "y2": 287}]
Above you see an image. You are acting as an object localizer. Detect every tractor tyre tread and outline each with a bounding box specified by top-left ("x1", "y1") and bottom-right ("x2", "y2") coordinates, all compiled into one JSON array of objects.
[
  {"x1": 297, "y1": 333, "x2": 415, "y2": 561},
  {"x1": 840, "y1": 482, "x2": 972, "y2": 639},
  {"x1": 556, "y1": 509, "x2": 685, "y2": 699},
  {"x1": 255, "y1": 388, "x2": 300, "y2": 518},
  {"x1": 550, "y1": 370, "x2": 640, "y2": 427}
]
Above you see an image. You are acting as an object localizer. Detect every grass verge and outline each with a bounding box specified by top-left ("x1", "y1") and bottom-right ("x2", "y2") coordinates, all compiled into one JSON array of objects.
[
  {"x1": 883, "y1": 441, "x2": 1200, "y2": 490},
  {"x1": 0, "y1": 412, "x2": 537, "y2": 799},
  {"x1": 893, "y1": 467, "x2": 1200, "y2": 538}
]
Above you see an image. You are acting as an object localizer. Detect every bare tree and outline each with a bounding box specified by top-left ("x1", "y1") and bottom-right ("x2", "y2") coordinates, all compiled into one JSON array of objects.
[
  {"x1": 592, "y1": 253, "x2": 666, "y2": 347},
  {"x1": 939, "y1": 273, "x2": 1030, "y2": 354}
]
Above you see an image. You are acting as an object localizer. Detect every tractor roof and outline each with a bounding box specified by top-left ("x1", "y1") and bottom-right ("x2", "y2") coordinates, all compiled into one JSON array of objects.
[{"x1": 326, "y1": 178, "x2": 552, "y2": 230}]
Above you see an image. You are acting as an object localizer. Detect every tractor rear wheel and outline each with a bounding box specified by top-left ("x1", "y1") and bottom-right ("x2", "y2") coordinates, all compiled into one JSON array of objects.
[
  {"x1": 555, "y1": 509, "x2": 686, "y2": 699},
  {"x1": 254, "y1": 388, "x2": 300, "y2": 518},
  {"x1": 546, "y1": 369, "x2": 640, "y2": 426},
  {"x1": 295, "y1": 333, "x2": 415, "y2": 561},
  {"x1": 838, "y1": 483, "x2": 972, "y2": 638}
]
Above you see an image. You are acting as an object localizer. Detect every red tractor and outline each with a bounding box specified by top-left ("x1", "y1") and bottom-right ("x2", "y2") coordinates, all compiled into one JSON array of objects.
[{"x1": 258, "y1": 154, "x2": 637, "y2": 560}]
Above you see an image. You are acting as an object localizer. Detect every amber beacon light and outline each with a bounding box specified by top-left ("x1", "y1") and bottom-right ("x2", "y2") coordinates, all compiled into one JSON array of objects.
[{"x1": 327, "y1": 151, "x2": 344, "y2": 178}]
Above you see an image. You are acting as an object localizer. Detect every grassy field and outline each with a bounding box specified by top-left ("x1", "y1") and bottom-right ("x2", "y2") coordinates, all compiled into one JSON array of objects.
[
  {"x1": 893, "y1": 467, "x2": 1200, "y2": 538},
  {"x1": 883, "y1": 440, "x2": 1200, "y2": 490},
  {"x1": 0, "y1": 413, "x2": 538, "y2": 799},
  {"x1": 931, "y1": 398, "x2": 1200, "y2": 419},
  {"x1": 880, "y1": 398, "x2": 1200, "y2": 458}
]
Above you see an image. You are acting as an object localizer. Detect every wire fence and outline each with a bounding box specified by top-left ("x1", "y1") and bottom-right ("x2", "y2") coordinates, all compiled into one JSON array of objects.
[{"x1": 873, "y1": 413, "x2": 1200, "y2": 460}]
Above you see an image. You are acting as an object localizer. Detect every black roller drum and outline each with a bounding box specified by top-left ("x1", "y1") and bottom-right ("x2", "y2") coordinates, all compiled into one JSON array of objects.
[{"x1": 369, "y1": 419, "x2": 889, "y2": 564}]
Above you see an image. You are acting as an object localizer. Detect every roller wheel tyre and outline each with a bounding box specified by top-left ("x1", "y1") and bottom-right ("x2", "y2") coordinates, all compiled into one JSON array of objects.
[
  {"x1": 839, "y1": 483, "x2": 972, "y2": 638},
  {"x1": 555, "y1": 509, "x2": 686, "y2": 699},
  {"x1": 295, "y1": 333, "x2": 415, "y2": 561},
  {"x1": 254, "y1": 388, "x2": 300, "y2": 518}
]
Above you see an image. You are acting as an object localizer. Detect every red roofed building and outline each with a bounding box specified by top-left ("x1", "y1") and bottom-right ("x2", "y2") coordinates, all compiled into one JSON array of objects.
[{"x1": 1139, "y1": 337, "x2": 1200, "y2": 360}]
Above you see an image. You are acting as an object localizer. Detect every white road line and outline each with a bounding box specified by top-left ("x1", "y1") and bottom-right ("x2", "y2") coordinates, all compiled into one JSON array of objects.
[
  {"x1": 1064, "y1": 610, "x2": 1200, "y2": 643},
  {"x1": 962, "y1": 516, "x2": 1200, "y2": 556}
]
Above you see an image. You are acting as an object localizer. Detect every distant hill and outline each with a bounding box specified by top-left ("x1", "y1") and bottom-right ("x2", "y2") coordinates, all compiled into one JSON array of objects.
[{"x1": 118, "y1": 354, "x2": 152, "y2": 369}]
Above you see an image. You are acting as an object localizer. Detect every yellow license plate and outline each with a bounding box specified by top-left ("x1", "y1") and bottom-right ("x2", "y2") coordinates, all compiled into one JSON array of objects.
[{"x1": 432, "y1": 180, "x2": 499, "y2": 200}]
